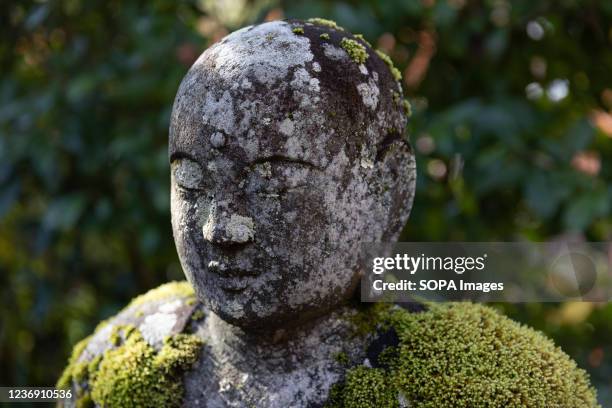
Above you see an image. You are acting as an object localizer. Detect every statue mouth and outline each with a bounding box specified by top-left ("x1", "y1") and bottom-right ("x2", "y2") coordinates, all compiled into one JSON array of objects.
[
  {"x1": 215, "y1": 275, "x2": 253, "y2": 292},
  {"x1": 207, "y1": 260, "x2": 258, "y2": 292}
]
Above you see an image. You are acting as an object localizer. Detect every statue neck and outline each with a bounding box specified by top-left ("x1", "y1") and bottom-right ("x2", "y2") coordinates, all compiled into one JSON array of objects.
[{"x1": 203, "y1": 305, "x2": 367, "y2": 370}]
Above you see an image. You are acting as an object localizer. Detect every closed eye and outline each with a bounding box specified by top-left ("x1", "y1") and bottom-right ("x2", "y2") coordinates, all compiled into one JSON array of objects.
[
  {"x1": 172, "y1": 158, "x2": 205, "y2": 191},
  {"x1": 249, "y1": 155, "x2": 318, "y2": 170},
  {"x1": 245, "y1": 157, "x2": 315, "y2": 195}
]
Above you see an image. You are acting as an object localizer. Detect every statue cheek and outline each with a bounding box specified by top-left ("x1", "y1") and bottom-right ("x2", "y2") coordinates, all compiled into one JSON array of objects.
[
  {"x1": 192, "y1": 195, "x2": 212, "y2": 231},
  {"x1": 171, "y1": 188, "x2": 211, "y2": 247}
]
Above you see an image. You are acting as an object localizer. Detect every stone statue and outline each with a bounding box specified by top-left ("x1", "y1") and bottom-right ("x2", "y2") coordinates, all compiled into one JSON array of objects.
[{"x1": 58, "y1": 19, "x2": 600, "y2": 408}]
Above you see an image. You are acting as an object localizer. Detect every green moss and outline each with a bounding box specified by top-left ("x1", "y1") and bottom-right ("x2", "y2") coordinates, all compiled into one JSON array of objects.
[
  {"x1": 340, "y1": 38, "x2": 368, "y2": 64},
  {"x1": 87, "y1": 354, "x2": 102, "y2": 375},
  {"x1": 292, "y1": 27, "x2": 304, "y2": 35},
  {"x1": 58, "y1": 283, "x2": 202, "y2": 407},
  {"x1": 57, "y1": 335, "x2": 91, "y2": 389},
  {"x1": 348, "y1": 302, "x2": 392, "y2": 336},
  {"x1": 320, "y1": 33, "x2": 330, "y2": 41},
  {"x1": 387, "y1": 88, "x2": 412, "y2": 121},
  {"x1": 61, "y1": 326, "x2": 203, "y2": 408},
  {"x1": 353, "y1": 33, "x2": 372, "y2": 48},
  {"x1": 334, "y1": 351, "x2": 350, "y2": 366},
  {"x1": 327, "y1": 366, "x2": 396, "y2": 408},
  {"x1": 392, "y1": 91, "x2": 400, "y2": 105},
  {"x1": 375, "y1": 49, "x2": 402, "y2": 82},
  {"x1": 402, "y1": 99, "x2": 412, "y2": 117},
  {"x1": 191, "y1": 309, "x2": 205, "y2": 321},
  {"x1": 307, "y1": 18, "x2": 343, "y2": 30},
  {"x1": 128, "y1": 281, "x2": 195, "y2": 308},
  {"x1": 109, "y1": 326, "x2": 122, "y2": 346},
  {"x1": 76, "y1": 392, "x2": 93, "y2": 408},
  {"x1": 330, "y1": 303, "x2": 600, "y2": 408}
]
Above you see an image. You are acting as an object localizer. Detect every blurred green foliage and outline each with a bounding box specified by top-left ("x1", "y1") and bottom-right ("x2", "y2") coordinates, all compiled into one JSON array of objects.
[{"x1": 1, "y1": 0, "x2": 611, "y2": 404}]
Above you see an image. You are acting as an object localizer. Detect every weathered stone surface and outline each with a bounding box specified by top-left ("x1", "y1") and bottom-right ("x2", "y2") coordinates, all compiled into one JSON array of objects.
[{"x1": 169, "y1": 18, "x2": 415, "y2": 330}]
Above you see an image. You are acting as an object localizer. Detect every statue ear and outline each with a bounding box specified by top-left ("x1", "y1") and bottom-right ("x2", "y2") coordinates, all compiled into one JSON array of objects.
[{"x1": 371, "y1": 136, "x2": 417, "y2": 242}]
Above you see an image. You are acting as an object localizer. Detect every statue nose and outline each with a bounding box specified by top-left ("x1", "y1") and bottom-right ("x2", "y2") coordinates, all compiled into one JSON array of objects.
[{"x1": 202, "y1": 202, "x2": 255, "y2": 246}]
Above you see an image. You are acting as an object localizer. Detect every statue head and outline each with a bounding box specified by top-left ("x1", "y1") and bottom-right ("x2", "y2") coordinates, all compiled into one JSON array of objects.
[{"x1": 169, "y1": 19, "x2": 415, "y2": 330}]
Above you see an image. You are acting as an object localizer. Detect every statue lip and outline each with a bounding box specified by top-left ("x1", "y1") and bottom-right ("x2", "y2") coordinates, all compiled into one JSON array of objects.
[
  {"x1": 216, "y1": 275, "x2": 252, "y2": 292},
  {"x1": 207, "y1": 260, "x2": 259, "y2": 278}
]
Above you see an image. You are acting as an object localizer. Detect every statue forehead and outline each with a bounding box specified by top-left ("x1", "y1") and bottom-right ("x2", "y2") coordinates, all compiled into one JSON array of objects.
[
  {"x1": 170, "y1": 20, "x2": 401, "y2": 168},
  {"x1": 209, "y1": 21, "x2": 315, "y2": 87}
]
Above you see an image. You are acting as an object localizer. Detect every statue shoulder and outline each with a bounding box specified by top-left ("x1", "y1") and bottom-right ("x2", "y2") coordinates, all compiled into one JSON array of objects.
[
  {"x1": 329, "y1": 302, "x2": 600, "y2": 408},
  {"x1": 57, "y1": 281, "x2": 209, "y2": 408}
]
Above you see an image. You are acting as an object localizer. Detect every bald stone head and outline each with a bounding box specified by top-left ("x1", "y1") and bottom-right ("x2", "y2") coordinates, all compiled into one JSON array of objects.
[{"x1": 169, "y1": 19, "x2": 416, "y2": 330}]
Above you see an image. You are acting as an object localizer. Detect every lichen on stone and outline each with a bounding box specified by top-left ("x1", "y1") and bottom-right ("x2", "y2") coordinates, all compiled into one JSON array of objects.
[
  {"x1": 402, "y1": 99, "x2": 412, "y2": 118},
  {"x1": 340, "y1": 38, "x2": 368, "y2": 65},
  {"x1": 375, "y1": 49, "x2": 402, "y2": 82},
  {"x1": 353, "y1": 34, "x2": 372, "y2": 48},
  {"x1": 127, "y1": 281, "x2": 195, "y2": 309},
  {"x1": 320, "y1": 33, "x2": 330, "y2": 41},
  {"x1": 392, "y1": 91, "x2": 400, "y2": 105},
  {"x1": 307, "y1": 17, "x2": 343, "y2": 30},
  {"x1": 292, "y1": 27, "x2": 304, "y2": 35},
  {"x1": 191, "y1": 309, "x2": 205, "y2": 321},
  {"x1": 58, "y1": 324, "x2": 203, "y2": 408},
  {"x1": 328, "y1": 303, "x2": 600, "y2": 408},
  {"x1": 57, "y1": 335, "x2": 92, "y2": 390},
  {"x1": 333, "y1": 351, "x2": 350, "y2": 366}
]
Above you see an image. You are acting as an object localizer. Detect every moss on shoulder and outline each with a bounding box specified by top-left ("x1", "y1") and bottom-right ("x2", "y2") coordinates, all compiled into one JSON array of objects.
[
  {"x1": 57, "y1": 281, "x2": 201, "y2": 407},
  {"x1": 57, "y1": 335, "x2": 92, "y2": 391},
  {"x1": 58, "y1": 325, "x2": 202, "y2": 408},
  {"x1": 328, "y1": 303, "x2": 600, "y2": 408},
  {"x1": 128, "y1": 280, "x2": 195, "y2": 308},
  {"x1": 92, "y1": 327, "x2": 201, "y2": 408}
]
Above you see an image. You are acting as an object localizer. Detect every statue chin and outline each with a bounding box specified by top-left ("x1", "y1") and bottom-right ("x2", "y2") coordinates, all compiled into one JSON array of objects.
[
  {"x1": 207, "y1": 279, "x2": 361, "y2": 333},
  {"x1": 210, "y1": 306, "x2": 287, "y2": 331}
]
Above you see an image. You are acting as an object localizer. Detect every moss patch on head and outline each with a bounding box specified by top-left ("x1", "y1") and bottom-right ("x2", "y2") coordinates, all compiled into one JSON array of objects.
[
  {"x1": 320, "y1": 33, "x2": 330, "y2": 41},
  {"x1": 128, "y1": 281, "x2": 195, "y2": 309},
  {"x1": 292, "y1": 27, "x2": 304, "y2": 35},
  {"x1": 307, "y1": 17, "x2": 343, "y2": 30},
  {"x1": 329, "y1": 303, "x2": 600, "y2": 408},
  {"x1": 392, "y1": 91, "x2": 400, "y2": 105},
  {"x1": 340, "y1": 38, "x2": 368, "y2": 65},
  {"x1": 353, "y1": 34, "x2": 372, "y2": 48},
  {"x1": 59, "y1": 325, "x2": 203, "y2": 408},
  {"x1": 375, "y1": 49, "x2": 401, "y2": 82},
  {"x1": 402, "y1": 99, "x2": 412, "y2": 118}
]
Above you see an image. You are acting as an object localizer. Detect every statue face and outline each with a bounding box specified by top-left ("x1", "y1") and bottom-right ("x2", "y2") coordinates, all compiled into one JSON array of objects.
[
  {"x1": 170, "y1": 134, "x2": 364, "y2": 328},
  {"x1": 169, "y1": 21, "x2": 415, "y2": 329}
]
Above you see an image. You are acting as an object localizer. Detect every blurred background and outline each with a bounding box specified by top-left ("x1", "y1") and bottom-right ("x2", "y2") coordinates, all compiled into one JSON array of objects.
[{"x1": 1, "y1": 0, "x2": 611, "y2": 404}]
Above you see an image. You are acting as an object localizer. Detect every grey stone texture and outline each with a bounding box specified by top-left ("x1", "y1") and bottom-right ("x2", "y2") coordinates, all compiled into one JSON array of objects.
[{"x1": 170, "y1": 19, "x2": 415, "y2": 330}]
